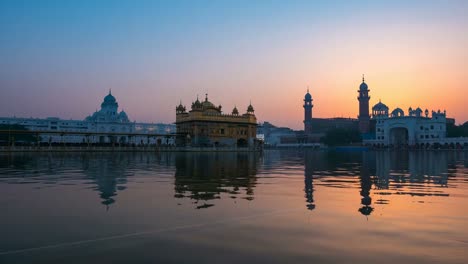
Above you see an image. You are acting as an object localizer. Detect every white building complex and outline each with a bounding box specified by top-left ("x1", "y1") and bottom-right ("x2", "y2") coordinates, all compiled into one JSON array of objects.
[
  {"x1": 364, "y1": 100, "x2": 467, "y2": 147},
  {"x1": 0, "y1": 91, "x2": 175, "y2": 145}
]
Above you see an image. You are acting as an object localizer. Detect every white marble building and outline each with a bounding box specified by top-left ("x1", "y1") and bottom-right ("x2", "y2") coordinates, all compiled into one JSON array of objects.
[
  {"x1": 0, "y1": 91, "x2": 175, "y2": 144},
  {"x1": 365, "y1": 100, "x2": 448, "y2": 146}
]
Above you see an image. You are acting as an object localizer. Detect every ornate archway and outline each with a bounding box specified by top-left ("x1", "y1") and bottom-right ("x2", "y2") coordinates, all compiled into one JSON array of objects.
[{"x1": 389, "y1": 127, "x2": 408, "y2": 146}]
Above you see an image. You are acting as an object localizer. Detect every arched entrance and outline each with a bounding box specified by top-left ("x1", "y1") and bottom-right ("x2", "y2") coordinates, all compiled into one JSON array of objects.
[{"x1": 390, "y1": 127, "x2": 408, "y2": 146}]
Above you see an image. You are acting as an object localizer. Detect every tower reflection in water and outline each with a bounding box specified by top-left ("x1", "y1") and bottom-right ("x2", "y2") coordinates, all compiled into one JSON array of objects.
[
  {"x1": 174, "y1": 152, "x2": 260, "y2": 209},
  {"x1": 0, "y1": 150, "x2": 464, "y2": 214},
  {"x1": 359, "y1": 153, "x2": 373, "y2": 217},
  {"x1": 364, "y1": 150, "x2": 463, "y2": 217},
  {"x1": 303, "y1": 151, "x2": 316, "y2": 211},
  {"x1": 301, "y1": 150, "x2": 463, "y2": 218}
]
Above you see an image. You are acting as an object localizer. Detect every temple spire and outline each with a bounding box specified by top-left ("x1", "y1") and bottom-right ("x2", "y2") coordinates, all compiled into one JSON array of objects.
[{"x1": 362, "y1": 74, "x2": 365, "y2": 82}]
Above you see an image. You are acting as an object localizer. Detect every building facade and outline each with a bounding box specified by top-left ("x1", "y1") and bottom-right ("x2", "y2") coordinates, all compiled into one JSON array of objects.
[
  {"x1": 0, "y1": 91, "x2": 175, "y2": 144},
  {"x1": 175, "y1": 94, "x2": 257, "y2": 147},
  {"x1": 359, "y1": 78, "x2": 468, "y2": 148},
  {"x1": 302, "y1": 88, "x2": 358, "y2": 137},
  {"x1": 364, "y1": 101, "x2": 449, "y2": 147}
]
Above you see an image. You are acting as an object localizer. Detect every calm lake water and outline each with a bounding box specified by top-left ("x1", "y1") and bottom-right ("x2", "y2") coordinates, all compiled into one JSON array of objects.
[{"x1": 0, "y1": 150, "x2": 467, "y2": 264}]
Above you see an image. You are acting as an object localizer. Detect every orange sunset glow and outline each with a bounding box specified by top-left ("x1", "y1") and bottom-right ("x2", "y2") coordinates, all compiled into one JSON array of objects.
[
  {"x1": 0, "y1": 1, "x2": 466, "y2": 129},
  {"x1": 1, "y1": 2, "x2": 468, "y2": 264}
]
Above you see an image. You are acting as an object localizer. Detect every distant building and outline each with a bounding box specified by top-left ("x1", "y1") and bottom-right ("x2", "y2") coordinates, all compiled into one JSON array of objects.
[
  {"x1": 262, "y1": 76, "x2": 466, "y2": 148},
  {"x1": 175, "y1": 94, "x2": 257, "y2": 147},
  {"x1": 257, "y1": 121, "x2": 298, "y2": 146},
  {"x1": 0, "y1": 91, "x2": 175, "y2": 144},
  {"x1": 85, "y1": 90, "x2": 130, "y2": 124},
  {"x1": 364, "y1": 101, "x2": 449, "y2": 146},
  {"x1": 307, "y1": 117, "x2": 358, "y2": 134},
  {"x1": 358, "y1": 78, "x2": 468, "y2": 148},
  {"x1": 303, "y1": 88, "x2": 358, "y2": 141},
  {"x1": 260, "y1": 86, "x2": 360, "y2": 147}
]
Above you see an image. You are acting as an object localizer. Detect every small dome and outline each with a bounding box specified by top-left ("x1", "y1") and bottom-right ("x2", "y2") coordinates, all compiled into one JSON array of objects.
[
  {"x1": 202, "y1": 100, "x2": 215, "y2": 109},
  {"x1": 411, "y1": 107, "x2": 423, "y2": 117},
  {"x1": 104, "y1": 92, "x2": 116, "y2": 103},
  {"x1": 118, "y1": 111, "x2": 129, "y2": 122},
  {"x1": 176, "y1": 101, "x2": 186, "y2": 113},
  {"x1": 391, "y1": 108, "x2": 404, "y2": 117},
  {"x1": 372, "y1": 101, "x2": 388, "y2": 111},
  {"x1": 305, "y1": 90, "x2": 312, "y2": 101},
  {"x1": 201, "y1": 94, "x2": 217, "y2": 109},
  {"x1": 200, "y1": 94, "x2": 222, "y2": 112},
  {"x1": 232, "y1": 106, "x2": 239, "y2": 115},
  {"x1": 119, "y1": 110, "x2": 128, "y2": 118},
  {"x1": 247, "y1": 103, "x2": 254, "y2": 113},
  {"x1": 101, "y1": 90, "x2": 118, "y2": 108},
  {"x1": 191, "y1": 97, "x2": 202, "y2": 110},
  {"x1": 359, "y1": 82, "x2": 368, "y2": 91},
  {"x1": 359, "y1": 75, "x2": 369, "y2": 91}
]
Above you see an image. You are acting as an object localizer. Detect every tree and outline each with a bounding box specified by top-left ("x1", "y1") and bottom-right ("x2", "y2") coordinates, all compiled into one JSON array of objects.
[
  {"x1": 0, "y1": 124, "x2": 39, "y2": 144},
  {"x1": 447, "y1": 122, "x2": 468, "y2": 137}
]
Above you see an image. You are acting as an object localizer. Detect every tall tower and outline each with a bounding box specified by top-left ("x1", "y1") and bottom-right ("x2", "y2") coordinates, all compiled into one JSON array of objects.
[
  {"x1": 304, "y1": 88, "x2": 313, "y2": 134},
  {"x1": 357, "y1": 75, "x2": 370, "y2": 134}
]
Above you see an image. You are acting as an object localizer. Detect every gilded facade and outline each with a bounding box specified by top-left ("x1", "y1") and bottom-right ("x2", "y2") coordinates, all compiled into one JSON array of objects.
[{"x1": 175, "y1": 95, "x2": 257, "y2": 147}]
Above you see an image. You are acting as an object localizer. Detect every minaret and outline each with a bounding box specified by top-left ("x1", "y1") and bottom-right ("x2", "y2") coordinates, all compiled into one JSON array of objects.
[
  {"x1": 357, "y1": 75, "x2": 370, "y2": 134},
  {"x1": 304, "y1": 88, "x2": 313, "y2": 134}
]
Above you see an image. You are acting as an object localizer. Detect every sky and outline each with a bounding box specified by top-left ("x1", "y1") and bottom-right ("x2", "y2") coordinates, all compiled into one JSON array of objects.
[{"x1": 0, "y1": 0, "x2": 467, "y2": 129}]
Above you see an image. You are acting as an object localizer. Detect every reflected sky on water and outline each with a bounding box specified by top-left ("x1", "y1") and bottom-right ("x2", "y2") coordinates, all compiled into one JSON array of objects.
[{"x1": 0, "y1": 150, "x2": 467, "y2": 264}]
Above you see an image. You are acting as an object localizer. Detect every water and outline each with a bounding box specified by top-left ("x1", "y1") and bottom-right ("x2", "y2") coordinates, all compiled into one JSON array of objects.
[{"x1": 0, "y1": 150, "x2": 467, "y2": 264}]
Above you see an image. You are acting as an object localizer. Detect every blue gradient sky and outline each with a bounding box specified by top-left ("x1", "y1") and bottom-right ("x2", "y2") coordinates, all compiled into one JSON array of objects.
[{"x1": 1, "y1": 0, "x2": 467, "y2": 129}]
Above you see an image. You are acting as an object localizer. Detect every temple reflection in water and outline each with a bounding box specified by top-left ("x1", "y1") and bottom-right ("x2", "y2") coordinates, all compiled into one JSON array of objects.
[
  {"x1": 359, "y1": 153, "x2": 374, "y2": 217},
  {"x1": 174, "y1": 152, "x2": 260, "y2": 209},
  {"x1": 300, "y1": 150, "x2": 464, "y2": 218},
  {"x1": 0, "y1": 153, "x2": 167, "y2": 209},
  {"x1": 80, "y1": 154, "x2": 129, "y2": 209},
  {"x1": 0, "y1": 150, "x2": 465, "y2": 214}
]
